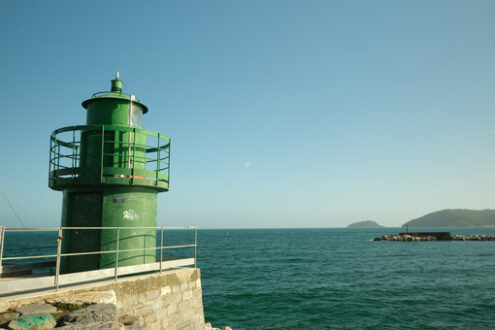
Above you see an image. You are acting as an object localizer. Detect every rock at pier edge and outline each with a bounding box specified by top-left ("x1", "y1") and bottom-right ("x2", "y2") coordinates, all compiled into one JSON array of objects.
[
  {"x1": 205, "y1": 323, "x2": 233, "y2": 330},
  {"x1": 374, "y1": 233, "x2": 495, "y2": 241}
]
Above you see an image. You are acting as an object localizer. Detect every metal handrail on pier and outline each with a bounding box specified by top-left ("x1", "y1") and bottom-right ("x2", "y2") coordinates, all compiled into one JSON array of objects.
[{"x1": 0, "y1": 226, "x2": 197, "y2": 295}]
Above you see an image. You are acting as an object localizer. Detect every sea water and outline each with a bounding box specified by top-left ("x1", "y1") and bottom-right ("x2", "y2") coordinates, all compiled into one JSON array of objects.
[
  {"x1": 199, "y1": 228, "x2": 495, "y2": 329},
  {"x1": 3, "y1": 227, "x2": 495, "y2": 329}
]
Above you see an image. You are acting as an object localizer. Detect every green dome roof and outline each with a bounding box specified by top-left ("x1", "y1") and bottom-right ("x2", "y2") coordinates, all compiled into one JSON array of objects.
[{"x1": 82, "y1": 76, "x2": 149, "y2": 113}]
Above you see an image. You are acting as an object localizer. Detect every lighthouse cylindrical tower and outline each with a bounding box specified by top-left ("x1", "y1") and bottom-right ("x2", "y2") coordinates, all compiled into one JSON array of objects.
[{"x1": 49, "y1": 75, "x2": 170, "y2": 274}]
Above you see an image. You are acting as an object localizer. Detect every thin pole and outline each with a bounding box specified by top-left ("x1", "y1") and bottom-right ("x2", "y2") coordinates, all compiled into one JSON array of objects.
[
  {"x1": 49, "y1": 136, "x2": 53, "y2": 181},
  {"x1": 128, "y1": 96, "x2": 135, "y2": 169},
  {"x1": 55, "y1": 227, "x2": 63, "y2": 290},
  {"x1": 115, "y1": 228, "x2": 120, "y2": 280},
  {"x1": 160, "y1": 227, "x2": 164, "y2": 273},
  {"x1": 57, "y1": 143, "x2": 60, "y2": 168},
  {"x1": 75, "y1": 129, "x2": 79, "y2": 168},
  {"x1": 100, "y1": 126, "x2": 105, "y2": 183},
  {"x1": 0, "y1": 227, "x2": 5, "y2": 267},
  {"x1": 131, "y1": 128, "x2": 136, "y2": 183},
  {"x1": 72, "y1": 127, "x2": 76, "y2": 182},
  {"x1": 156, "y1": 133, "x2": 160, "y2": 186},
  {"x1": 168, "y1": 139, "x2": 171, "y2": 188},
  {"x1": 194, "y1": 227, "x2": 197, "y2": 268}
]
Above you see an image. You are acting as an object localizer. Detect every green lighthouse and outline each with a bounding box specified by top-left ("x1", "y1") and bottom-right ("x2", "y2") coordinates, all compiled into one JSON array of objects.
[{"x1": 49, "y1": 74, "x2": 170, "y2": 273}]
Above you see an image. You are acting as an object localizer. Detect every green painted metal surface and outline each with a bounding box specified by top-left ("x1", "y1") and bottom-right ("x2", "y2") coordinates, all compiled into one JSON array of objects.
[
  {"x1": 50, "y1": 75, "x2": 170, "y2": 274},
  {"x1": 99, "y1": 188, "x2": 157, "y2": 268}
]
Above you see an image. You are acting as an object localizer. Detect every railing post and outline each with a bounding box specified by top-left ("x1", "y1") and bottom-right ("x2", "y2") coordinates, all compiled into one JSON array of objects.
[
  {"x1": 160, "y1": 227, "x2": 164, "y2": 273},
  {"x1": 57, "y1": 143, "x2": 61, "y2": 168},
  {"x1": 157, "y1": 134, "x2": 161, "y2": 186},
  {"x1": 49, "y1": 136, "x2": 53, "y2": 178},
  {"x1": 0, "y1": 227, "x2": 5, "y2": 268},
  {"x1": 115, "y1": 228, "x2": 120, "y2": 281},
  {"x1": 100, "y1": 126, "x2": 105, "y2": 183},
  {"x1": 72, "y1": 127, "x2": 76, "y2": 182},
  {"x1": 194, "y1": 227, "x2": 198, "y2": 268},
  {"x1": 131, "y1": 128, "x2": 136, "y2": 184},
  {"x1": 55, "y1": 227, "x2": 63, "y2": 291},
  {"x1": 167, "y1": 139, "x2": 171, "y2": 187}
]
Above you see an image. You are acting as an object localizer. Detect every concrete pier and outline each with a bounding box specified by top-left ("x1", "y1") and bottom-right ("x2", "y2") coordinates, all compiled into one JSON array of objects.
[{"x1": 0, "y1": 268, "x2": 205, "y2": 329}]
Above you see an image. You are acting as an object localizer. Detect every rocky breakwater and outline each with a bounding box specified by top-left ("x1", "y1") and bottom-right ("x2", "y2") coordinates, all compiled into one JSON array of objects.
[
  {"x1": 451, "y1": 234, "x2": 495, "y2": 241},
  {"x1": 0, "y1": 294, "x2": 232, "y2": 330},
  {"x1": 0, "y1": 302, "x2": 232, "y2": 329},
  {"x1": 374, "y1": 234, "x2": 495, "y2": 241},
  {"x1": 0, "y1": 302, "x2": 129, "y2": 330},
  {"x1": 374, "y1": 234, "x2": 439, "y2": 241}
]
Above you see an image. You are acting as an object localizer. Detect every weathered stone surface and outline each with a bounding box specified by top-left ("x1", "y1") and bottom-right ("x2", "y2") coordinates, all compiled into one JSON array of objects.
[
  {"x1": 16, "y1": 303, "x2": 57, "y2": 316},
  {"x1": 0, "y1": 301, "x2": 11, "y2": 314},
  {"x1": 62, "y1": 304, "x2": 117, "y2": 324},
  {"x1": 46, "y1": 290, "x2": 117, "y2": 306},
  {"x1": 8, "y1": 314, "x2": 56, "y2": 329},
  {"x1": 135, "y1": 304, "x2": 153, "y2": 315},
  {"x1": 144, "y1": 313, "x2": 156, "y2": 324},
  {"x1": 148, "y1": 324, "x2": 161, "y2": 330},
  {"x1": 123, "y1": 324, "x2": 142, "y2": 330},
  {"x1": 145, "y1": 289, "x2": 160, "y2": 301},
  {"x1": 0, "y1": 312, "x2": 19, "y2": 325},
  {"x1": 173, "y1": 293, "x2": 182, "y2": 304},
  {"x1": 167, "y1": 304, "x2": 177, "y2": 315},
  {"x1": 56, "y1": 321, "x2": 124, "y2": 329},
  {"x1": 118, "y1": 314, "x2": 137, "y2": 326},
  {"x1": 221, "y1": 327, "x2": 233, "y2": 330},
  {"x1": 161, "y1": 286, "x2": 171, "y2": 296},
  {"x1": 1, "y1": 269, "x2": 208, "y2": 330},
  {"x1": 183, "y1": 290, "x2": 193, "y2": 300}
]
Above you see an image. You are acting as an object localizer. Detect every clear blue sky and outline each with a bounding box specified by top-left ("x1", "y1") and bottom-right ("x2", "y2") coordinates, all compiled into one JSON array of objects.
[{"x1": 1, "y1": 0, "x2": 495, "y2": 228}]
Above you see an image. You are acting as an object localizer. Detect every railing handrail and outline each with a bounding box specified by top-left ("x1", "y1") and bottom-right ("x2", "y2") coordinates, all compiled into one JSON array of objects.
[
  {"x1": 2, "y1": 226, "x2": 197, "y2": 230},
  {"x1": 49, "y1": 125, "x2": 171, "y2": 192},
  {"x1": 1, "y1": 244, "x2": 197, "y2": 261},
  {"x1": 0, "y1": 225, "x2": 198, "y2": 293},
  {"x1": 51, "y1": 124, "x2": 171, "y2": 141}
]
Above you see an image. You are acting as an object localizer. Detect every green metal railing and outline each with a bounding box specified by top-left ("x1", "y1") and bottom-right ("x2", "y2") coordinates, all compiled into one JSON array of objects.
[
  {"x1": 0, "y1": 226, "x2": 197, "y2": 294},
  {"x1": 49, "y1": 125, "x2": 170, "y2": 191}
]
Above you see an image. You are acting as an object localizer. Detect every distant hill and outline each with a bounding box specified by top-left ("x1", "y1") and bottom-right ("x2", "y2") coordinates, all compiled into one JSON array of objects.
[
  {"x1": 403, "y1": 209, "x2": 495, "y2": 227},
  {"x1": 347, "y1": 220, "x2": 383, "y2": 228}
]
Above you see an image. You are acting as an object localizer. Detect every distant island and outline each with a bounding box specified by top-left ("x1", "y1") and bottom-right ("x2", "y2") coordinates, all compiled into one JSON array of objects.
[
  {"x1": 347, "y1": 220, "x2": 383, "y2": 228},
  {"x1": 403, "y1": 209, "x2": 495, "y2": 227}
]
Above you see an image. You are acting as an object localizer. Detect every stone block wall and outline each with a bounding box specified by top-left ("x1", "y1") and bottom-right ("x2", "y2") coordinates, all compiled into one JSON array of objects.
[
  {"x1": 0, "y1": 268, "x2": 205, "y2": 330},
  {"x1": 111, "y1": 268, "x2": 205, "y2": 329}
]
